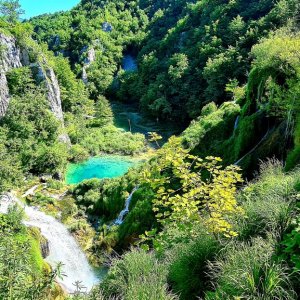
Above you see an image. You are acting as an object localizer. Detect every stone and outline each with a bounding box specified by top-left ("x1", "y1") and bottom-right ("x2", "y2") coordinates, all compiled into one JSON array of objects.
[
  {"x1": 83, "y1": 48, "x2": 96, "y2": 65},
  {"x1": 52, "y1": 35, "x2": 61, "y2": 48},
  {"x1": 40, "y1": 175, "x2": 52, "y2": 183},
  {"x1": 0, "y1": 33, "x2": 70, "y2": 143},
  {"x1": 58, "y1": 133, "x2": 71, "y2": 146},
  {"x1": 102, "y1": 22, "x2": 113, "y2": 32},
  {"x1": 31, "y1": 61, "x2": 64, "y2": 121},
  {"x1": 53, "y1": 172, "x2": 63, "y2": 181},
  {"x1": 81, "y1": 47, "x2": 96, "y2": 84},
  {"x1": 40, "y1": 235, "x2": 50, "y2": 258},
  {"x1": 20, "y1": 48, "x2": 30, "y2": 66}
]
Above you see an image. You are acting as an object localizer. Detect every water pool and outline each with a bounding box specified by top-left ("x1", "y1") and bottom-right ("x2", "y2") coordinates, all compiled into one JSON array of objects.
[{"x1": 66, "y1": 156, "x2": 137, "y2": 185}]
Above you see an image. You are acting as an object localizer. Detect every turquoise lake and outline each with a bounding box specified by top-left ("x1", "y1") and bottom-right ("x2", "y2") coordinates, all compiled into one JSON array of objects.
[{"x1": 66, "y1": 156, "x2": 137, "y2": 185}]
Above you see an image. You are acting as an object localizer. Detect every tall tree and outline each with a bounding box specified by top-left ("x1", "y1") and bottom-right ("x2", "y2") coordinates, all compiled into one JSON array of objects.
[{"x1": 0, "y1": 0, "x2": 24, "y2": 23}]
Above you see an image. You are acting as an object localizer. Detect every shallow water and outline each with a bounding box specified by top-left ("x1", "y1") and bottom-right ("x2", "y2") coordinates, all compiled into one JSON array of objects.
[
  {"x1": 112, "y1": 102, "x2": 182, "y2": 144},
  {"x1": 66, "y1": 156, "x2": 136, "y2": 185}
]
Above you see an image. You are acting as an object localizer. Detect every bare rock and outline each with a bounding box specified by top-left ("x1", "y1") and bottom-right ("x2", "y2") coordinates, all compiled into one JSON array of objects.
[
  {"x1": 40, "y1": 235, "x2": 50, "y2": 258},
  {"x1": 0, "y1": 33, "x2": 22, "y2": 117},
  {"x1": 102, "y1": 22, "x2": 113, "y2": 32},
  {"x1": 0, "y1": 33, "x2": 22, "y2": 71},
  {"x1": 0, "y1": 71, "x2": 10, "y2": 117}
]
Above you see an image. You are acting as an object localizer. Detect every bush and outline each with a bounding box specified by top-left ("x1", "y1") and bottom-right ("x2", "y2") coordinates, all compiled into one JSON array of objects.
[
  {"x1": 32, "y1": 142, "x2": 69, "y2": 174},
  {"x1": 182, "y1": 102, "x2": 240, "y2": 150},
  {"x1": 69, "y1": 144, "x2": 90, "y2": 162},
  {"x1": 79, "y1": 125, "x2": 146, "y2": 156}
]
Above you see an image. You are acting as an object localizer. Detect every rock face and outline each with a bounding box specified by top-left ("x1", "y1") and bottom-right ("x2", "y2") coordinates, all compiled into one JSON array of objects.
[
  {"x1": 102, "y1": 22, "x2": 113, "y2": 32},
  {"x1": 0, "y1": 71, "x2": 9, "y2": 117},
  {"x1": 40, "y1": 235, "x2": 50, "y2": 258},
  {"x1": 0, "y1": 34, "x2": 64, "y2": 121},
  {"x1": 0, "y1": 33, "x2": 22, "y2": 71},
  {"x1": 0, "y1": 33, "x2": 22, "y2": 117},
  {"x1": 0, "y1": 33, "x2": 70, "y2": 143},
  {"x1": 81, "y1": 47, "x2": 96, "y2": 84},
  {"x1": 35, "y1": 63, "x2": 64, "y2": 121},
  {"x1": 84, "y1": 48, "x2": 96, "y2": 65}
]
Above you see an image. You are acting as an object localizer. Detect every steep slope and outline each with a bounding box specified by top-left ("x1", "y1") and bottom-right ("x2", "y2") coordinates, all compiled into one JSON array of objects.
[{"x1": 0, "y1": 32, "x2": 66, "y2": 123}]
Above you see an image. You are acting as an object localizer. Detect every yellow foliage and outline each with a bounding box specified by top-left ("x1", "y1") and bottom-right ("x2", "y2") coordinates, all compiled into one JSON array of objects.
[{"x1": 142, "y1": 136, "x2": 243, "y2": 237}]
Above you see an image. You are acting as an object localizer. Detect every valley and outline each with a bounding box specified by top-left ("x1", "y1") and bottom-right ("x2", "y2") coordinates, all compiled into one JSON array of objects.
[{"x1": 0, "y1": 0, "x2": 299, "y2": 299}]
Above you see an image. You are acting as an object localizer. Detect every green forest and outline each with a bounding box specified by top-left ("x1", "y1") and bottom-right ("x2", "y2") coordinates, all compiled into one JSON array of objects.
[{"x1": 0, "y1": 0, "x2": 300, "y2": 299}]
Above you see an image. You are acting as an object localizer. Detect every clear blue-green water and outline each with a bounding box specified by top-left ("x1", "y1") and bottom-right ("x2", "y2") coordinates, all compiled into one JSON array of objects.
[{"x1": 66, "y1": 156, "x2": 136, "y2": 185}]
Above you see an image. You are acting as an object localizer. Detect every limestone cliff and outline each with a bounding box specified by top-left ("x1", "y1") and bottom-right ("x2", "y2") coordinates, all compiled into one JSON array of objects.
[
  {"x1": 0, "y1": 33, "x2": 22, "y2": 117},
  {"x1": 34, "y1": 61, "x2": 64, "y2": 121},
  {"x1": 81, "y1": 47, "x2": 96, "y2": 84},
  {"x1": 0, "y1": 71, "x2": 9, "y2": 117},
  {"x1": 0, "y1": 33, "x2": 22, "y2": 71},
  {"x1": 0, "y1": 33, "x2": 70, "y2": 143}
]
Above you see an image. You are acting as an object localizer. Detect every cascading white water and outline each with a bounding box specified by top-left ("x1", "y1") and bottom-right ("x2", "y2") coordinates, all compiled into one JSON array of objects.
[
  {"x1": 0, "y1": 193, "x2": 99, "y2": 293},
  {"x1": 114, "y1": 187, "x2": 138, "y2": 225},
  {"x1": 234, "y1": 116, "x2": 240, "y2": 130}
]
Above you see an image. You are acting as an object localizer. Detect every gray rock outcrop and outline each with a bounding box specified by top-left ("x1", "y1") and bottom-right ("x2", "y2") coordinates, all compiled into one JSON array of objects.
[
  {"x1": 40, "y1": 235, "x2": 50, "y2": 258},
  {"x1": 0, "y1": 33, "x2": 22, "y2": 71},
  {"x1": 81, "y1": 47, "x2": 96, "y2": 84},
  {"x1": 0, "y1": 33, "x2": 70, "y2": 143},
  {"x1": 35, "y1": 62, "x2": 64, "y2": 121},
  {"x1": 0, "y1": 71, "x2": 9, "y2": 117},
  {"x1": 0, "y1": 33, "x2": 22, "y2": 117},
  {"x1": 102, "y1": 22, "x2": 113, "y2": 32}
]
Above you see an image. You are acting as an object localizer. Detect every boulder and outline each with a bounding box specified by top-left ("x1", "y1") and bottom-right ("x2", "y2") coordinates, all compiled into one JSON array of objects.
[{"x1": 40, "y1": 235, "x2": 50, "y2": 258}]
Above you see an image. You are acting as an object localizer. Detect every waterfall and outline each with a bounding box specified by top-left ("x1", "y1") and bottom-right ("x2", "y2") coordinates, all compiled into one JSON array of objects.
[
  {"x1": 0, "y1": 193, "x2": 99, "y2": 293},
  {"x1": 234, "y1": 116, "x2": 240, "y2": 130},
  {"x1": 114, "y1": 187, "x2": 138, "y2": 225}
]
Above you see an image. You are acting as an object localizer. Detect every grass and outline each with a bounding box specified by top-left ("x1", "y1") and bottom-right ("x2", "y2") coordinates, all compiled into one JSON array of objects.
[
  {"x1": 99, "y1": 249, "x2": 178, "y2": 300},
  {"x1": 167, "y1": 229, "x2": 221, "y2": 300},
  {"x1": 236, "y1": 159, "x2": 299, "y2": 240},
  {"x1": 205, "y1": 237, "x2": 296, "y2": 300}
]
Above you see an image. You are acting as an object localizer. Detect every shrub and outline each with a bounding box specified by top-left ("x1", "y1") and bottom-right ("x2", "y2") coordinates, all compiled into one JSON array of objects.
[
  {"x1": 69, "y1": 144, "x2": 90, "y2": 162},
  {"x1": 182, "y1": 102, "x2": 240, "y2": 150}
]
